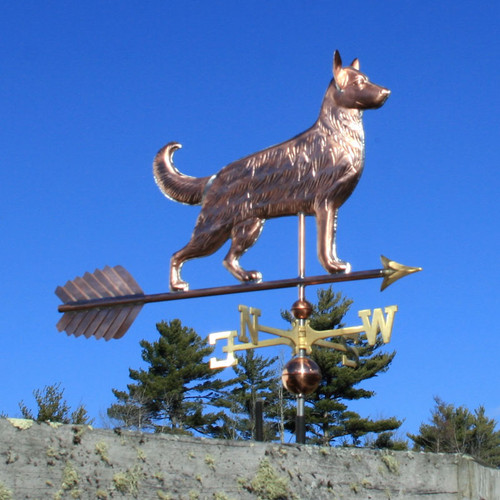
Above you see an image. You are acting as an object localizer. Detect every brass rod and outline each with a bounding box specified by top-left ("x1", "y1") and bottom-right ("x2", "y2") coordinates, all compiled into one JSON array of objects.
[{"x1": 58, "y1": 268, "x2": 386, "y2": 313}]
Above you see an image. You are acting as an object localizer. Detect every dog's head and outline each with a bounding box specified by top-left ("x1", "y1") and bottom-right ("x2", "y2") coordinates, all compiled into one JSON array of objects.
[{"x1": 331, "y1": 51, "x2": 390, "y2": 110}]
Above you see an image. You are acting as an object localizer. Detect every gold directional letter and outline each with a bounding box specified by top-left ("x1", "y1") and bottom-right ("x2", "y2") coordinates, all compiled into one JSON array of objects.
[
  {"x1": 358, "y1": 306, "x2": 398, "y2": 345},
  {"x1": 238, "y1": 305, "x2": 261, "y2": 344},
  {"x1": 208, "y1": 331, "x2": 238, "y2": 368}
]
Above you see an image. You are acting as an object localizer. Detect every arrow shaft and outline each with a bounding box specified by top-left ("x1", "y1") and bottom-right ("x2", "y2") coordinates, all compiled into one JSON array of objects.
[{"x1": 58, "y1": 268, "x2": 387, "y2": 313}]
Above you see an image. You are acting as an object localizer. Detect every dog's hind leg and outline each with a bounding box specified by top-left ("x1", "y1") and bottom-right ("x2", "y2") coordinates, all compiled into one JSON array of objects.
[
  {"x1": 223, "y1": 218, "x2": 265, "y2": 283},
  {"x1": 170, "y1": 227, "x2": 231, "y2": 291}
]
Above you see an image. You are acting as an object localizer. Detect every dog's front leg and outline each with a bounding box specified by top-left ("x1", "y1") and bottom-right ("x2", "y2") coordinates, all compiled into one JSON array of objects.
[{"x1": 315, "y1": 204, "x2": 350, "y2": 273}]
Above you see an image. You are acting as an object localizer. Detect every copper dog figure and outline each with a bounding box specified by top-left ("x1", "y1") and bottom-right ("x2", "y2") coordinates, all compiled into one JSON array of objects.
[{"x1": 154, "y1": 51, "x2": 390, "y2": 291}]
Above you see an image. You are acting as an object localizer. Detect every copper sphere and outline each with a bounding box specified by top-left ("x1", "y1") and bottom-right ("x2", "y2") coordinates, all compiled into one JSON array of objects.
[
  {"x1": 282, "y1": 356, "x2": 321, "y2": 395},
  {"x1": 291, "y1": 299, "x2": 313, "y2": 320}
]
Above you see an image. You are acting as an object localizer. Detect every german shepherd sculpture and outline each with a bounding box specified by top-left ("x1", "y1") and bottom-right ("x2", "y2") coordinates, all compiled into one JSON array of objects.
[{"x1": 154, "y1": 51, "x2": 390, "y2": 291}]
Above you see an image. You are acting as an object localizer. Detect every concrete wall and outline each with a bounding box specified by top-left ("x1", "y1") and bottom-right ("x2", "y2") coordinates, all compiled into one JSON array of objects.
[{"x1": 0, "y1": 418, "x2": 498, "y2": 499}]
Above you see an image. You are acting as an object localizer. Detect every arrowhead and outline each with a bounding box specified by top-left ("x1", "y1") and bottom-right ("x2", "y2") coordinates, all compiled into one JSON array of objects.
[{"x1": 380, "y1": 255, "x2": 422, "y2": 291}]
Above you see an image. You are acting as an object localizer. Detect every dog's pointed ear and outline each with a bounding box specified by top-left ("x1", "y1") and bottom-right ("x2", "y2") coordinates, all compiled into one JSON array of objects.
[
  {"x1": 333, "y1": 50, "x2": 346, "y2": 88},
  {"x1": 350, "y1": 58, "x2": 360, "y2": 70},
  {"x1": 333, "y1": 50, "x2": 342, "y2": 75}
]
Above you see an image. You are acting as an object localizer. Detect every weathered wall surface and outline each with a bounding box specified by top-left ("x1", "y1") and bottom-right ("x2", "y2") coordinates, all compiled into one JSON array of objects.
[{"x1": 0, "y1": 419, "x2": 498, "y2": 499}]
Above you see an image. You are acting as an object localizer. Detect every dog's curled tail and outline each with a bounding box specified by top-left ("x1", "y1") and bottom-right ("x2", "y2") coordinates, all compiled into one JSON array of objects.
[{"x1": 153, "y1": 142, "x2": 211, "y2": 206}]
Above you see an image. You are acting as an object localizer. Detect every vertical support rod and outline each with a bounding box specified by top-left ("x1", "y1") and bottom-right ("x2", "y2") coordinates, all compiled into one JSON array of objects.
[
  {"x1": 298, "y1": 212, "x2": 306, "y2": 300},
  {"x1": 255, "y1": 399, "x2": 264, "y2": 442},
  {"x1": 296, "y1": 213, "x2": 307, "y2": 444},
  {"x1": 296, "y1": 400, "x2": 306, "y2": 443},
  {"x1": 296, "y1": 347, "x2": 307, "y2": 444}
]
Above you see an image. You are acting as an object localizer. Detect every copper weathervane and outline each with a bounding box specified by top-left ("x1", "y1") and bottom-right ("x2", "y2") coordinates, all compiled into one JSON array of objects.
[{"x1": 56, "y1": 51, "x2": 421, "y2": 442}]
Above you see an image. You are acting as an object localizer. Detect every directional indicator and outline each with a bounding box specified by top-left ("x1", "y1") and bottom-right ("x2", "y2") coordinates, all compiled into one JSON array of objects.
[
  {"x1": 209, "y1": 304, "x2": 399, "y2": 369},
  {"x1": 55, "y1": 257, "x2": 420, "y2": 341}
]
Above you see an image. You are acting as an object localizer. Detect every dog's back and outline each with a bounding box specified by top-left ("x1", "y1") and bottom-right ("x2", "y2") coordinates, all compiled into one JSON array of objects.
[{"x1": 201, "y1": 104, "x2": 366, "y2": 224}]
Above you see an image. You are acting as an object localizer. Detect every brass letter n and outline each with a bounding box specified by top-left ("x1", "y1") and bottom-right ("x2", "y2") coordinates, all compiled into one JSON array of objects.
[{"x1": 238, "y1": 305, "x2": 262, "y2": 344}]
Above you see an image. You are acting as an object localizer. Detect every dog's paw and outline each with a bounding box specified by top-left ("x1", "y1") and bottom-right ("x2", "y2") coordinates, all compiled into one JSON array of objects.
[
  {"x1": 242, "y1": 271, "x2": 263, "y2": 283},
  {"x1": 325, "y1": 260, "x2": 351, "y2": 274},
  {"x1": 170, "y1": 280, "x2": 190, "y2": 292}
]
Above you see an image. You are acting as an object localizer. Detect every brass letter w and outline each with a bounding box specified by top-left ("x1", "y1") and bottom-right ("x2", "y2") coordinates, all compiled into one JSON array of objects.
[{"x1": 358, "y1": 306, "x2": 398, "y2": 345}]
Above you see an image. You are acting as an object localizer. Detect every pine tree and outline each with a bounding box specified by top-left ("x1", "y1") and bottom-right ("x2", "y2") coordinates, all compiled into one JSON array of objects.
[
  {"x1": 408, "y1": 397, "x2": 500, "y2": 467},
  {"x1": 107, "y1": 319, "x2": 227, "y2": 435},
  {"x1": 282, "y1": 287, "x2": 401, "y2": 446},
  {"x1": 18, "y1": 383, "x2": 93, "y2": 425},
  {"x1": 211, "y1": 350, "x2": 289, "y2": 441},
  {"x1": 368, "y1": 431, "x2": 408, "y2": 450}
]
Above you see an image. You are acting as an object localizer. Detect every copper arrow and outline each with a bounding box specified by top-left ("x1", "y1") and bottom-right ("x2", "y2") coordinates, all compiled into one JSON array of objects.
[{"x1": 56, "y1": 257, "x2": 421, "y2": 340}]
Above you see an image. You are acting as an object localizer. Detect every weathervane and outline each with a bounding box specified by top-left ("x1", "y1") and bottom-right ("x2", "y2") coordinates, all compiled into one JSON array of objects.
[{"x1": 55, "y1": 51, "x2": 421, "y2": 442}]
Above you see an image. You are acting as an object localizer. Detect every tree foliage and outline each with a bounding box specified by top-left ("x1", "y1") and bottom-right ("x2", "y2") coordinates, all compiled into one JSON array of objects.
[
  {"x1": 408, "y1": 397, "x2": 500, "y2": 467},
  {"x1": 107, "y1": 319, "x2": 227, "y2": 435},
  {"x1": 211, "y1": 350, "x2": 290, "y2": 441},
  {"x1": 282, "y1": 287, "x2": 401, "y2": 446},
  {"x1": 18, "y1": 383, "x2": 93, "y2": 424},
  {"x1": 365, "y1": 431, "x2": 408, "y2": 450}
]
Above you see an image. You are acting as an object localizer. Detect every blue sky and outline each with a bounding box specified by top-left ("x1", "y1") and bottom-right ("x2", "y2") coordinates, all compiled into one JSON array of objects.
[{"x1": 1, "y1": 1, "x2": 498, "y2": 440}]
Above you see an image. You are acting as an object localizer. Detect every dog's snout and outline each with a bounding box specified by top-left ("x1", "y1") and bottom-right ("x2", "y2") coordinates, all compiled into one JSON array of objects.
[{"x1": 378, "y1": 87, "x2": 391, "y2": 106}]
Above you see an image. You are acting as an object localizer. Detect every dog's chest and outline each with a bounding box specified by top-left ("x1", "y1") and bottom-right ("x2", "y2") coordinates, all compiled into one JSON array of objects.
[{"x1": 326, "y1": 110, "x2": 365, "y2": 162}]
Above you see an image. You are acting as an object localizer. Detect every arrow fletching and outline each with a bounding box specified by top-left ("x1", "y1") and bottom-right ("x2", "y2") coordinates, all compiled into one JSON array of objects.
[{"x1": 55, "y1": 265, "x2": 144, "y2": 341}]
